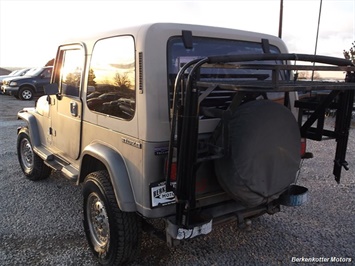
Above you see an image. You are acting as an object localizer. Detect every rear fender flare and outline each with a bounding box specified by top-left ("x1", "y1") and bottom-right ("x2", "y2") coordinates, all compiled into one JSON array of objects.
[{"x1": 80, "y1": 143, "x2": 136, "y2": 212}]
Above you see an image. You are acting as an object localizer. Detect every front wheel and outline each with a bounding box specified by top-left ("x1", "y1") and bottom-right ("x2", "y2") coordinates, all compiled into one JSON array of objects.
[
  {"x1": 83, "y1": 170, "x2": 141, "y2": 265},
  {"x1": 17, "y1": 127, "x2": 51, "y2": 180}
]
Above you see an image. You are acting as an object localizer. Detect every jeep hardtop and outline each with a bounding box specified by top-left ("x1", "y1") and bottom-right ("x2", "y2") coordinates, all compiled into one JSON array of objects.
[{"x1": 16, "y1": 23, "x2": 355, "y2": 265}]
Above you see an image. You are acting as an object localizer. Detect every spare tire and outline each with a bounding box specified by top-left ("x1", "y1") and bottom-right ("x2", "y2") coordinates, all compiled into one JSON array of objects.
[{"x1": 214, "y1": 100, "x2": 301, "y2": 207}]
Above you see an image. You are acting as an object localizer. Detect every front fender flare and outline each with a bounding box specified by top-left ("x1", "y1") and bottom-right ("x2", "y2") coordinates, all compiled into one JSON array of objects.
[
  {"x1": 17, "y1": 110, "x2": 41, "y2": 147},
  {"x1": 81, "y1": 143, "x2": 136, "y2": 212}
]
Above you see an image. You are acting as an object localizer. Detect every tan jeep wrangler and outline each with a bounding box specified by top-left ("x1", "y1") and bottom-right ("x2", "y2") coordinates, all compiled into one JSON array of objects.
[{"x1": 16, "y1": 23, "x2": 355, "y2": 265}]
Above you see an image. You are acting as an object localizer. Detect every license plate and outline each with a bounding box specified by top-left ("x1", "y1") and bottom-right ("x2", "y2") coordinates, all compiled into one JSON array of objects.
[{"x1": 150, "y1": 181, "x2": 176, "y2": 208}]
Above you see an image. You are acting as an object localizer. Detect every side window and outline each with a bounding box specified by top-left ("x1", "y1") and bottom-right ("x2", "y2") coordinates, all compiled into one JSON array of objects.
[
  {"x1": 41, "y1": 68, "x2": 52, "y2": 78},
  {"x1": 60, "y1": 49, "x2": 83, "y2": 97},
  {"x1": 87, "y1": 36, "x2": 135, "y2": 120}
]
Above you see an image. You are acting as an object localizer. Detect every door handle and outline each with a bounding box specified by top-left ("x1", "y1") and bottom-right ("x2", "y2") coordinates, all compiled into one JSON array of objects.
[{"x1": 70, "y1": 102, "x2": 78, "y2": 117}]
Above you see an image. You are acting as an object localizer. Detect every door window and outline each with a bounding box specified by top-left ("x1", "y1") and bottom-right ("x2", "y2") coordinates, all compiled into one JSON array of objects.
[{"x1": 60, "y1": 49, "x2": 83, "y2": 97}]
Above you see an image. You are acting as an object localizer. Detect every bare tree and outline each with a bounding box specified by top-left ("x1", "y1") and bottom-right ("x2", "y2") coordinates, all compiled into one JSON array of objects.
[
  {"x1": 45, "y1": 58, "x2": 55, "y2": 66},
  {"x1": 88, "y1": 68, "x2": 96, "y2": 86},
  {"x1": 297, "y1": 71, "x2": 309, "y2": 79},
  {"x1": 113, "y1": 72, "x2": 131, "y2": 89},
  {"x1": 343, "y1": 41, "x2": 355, "y2": 64},
  {"x1": 297, "y1": 71, "x2": 320, "y2": 80}
]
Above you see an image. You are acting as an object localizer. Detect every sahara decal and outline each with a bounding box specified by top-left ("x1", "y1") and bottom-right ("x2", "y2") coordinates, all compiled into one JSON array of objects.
[{"x1": 121, "y1": 137, "x2": 142, "y2": 149}]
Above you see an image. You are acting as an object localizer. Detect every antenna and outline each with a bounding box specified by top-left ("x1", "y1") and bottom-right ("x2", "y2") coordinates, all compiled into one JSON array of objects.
[
  {"x1": 278, "y1": 0, "x2": 283, "y2": 38},
  {"x1": 312, "y1": 0, "x2": 323, "y2": 81}
]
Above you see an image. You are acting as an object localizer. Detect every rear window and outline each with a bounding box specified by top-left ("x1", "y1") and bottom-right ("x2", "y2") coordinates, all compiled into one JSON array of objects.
[
  {"x1": 168, "y1": 36, "x2": 280, "y2": 69},
  {"x1": 167, "y1": 37, "x2": 285, "y2": 110}
]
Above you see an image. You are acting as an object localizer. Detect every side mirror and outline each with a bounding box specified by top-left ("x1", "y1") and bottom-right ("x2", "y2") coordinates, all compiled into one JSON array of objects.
[{"x1": 44, "y1": 83, "x2": 59, "y2": 95}]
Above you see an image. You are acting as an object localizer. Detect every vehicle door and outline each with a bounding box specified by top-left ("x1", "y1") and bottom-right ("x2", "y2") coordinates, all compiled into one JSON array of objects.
[{"x1": 50, "y1": 44, "x2": 85, "y2": 160}]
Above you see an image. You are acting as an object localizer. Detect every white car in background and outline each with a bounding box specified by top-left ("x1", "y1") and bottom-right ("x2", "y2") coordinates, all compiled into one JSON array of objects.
[{"x1": 0, "y1": 68, "x2": 31, "y2": 86}]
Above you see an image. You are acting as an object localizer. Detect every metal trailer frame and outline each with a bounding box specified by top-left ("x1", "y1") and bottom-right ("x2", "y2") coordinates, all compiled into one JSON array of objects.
[{"x1": 165, "y1": 53, "x2": 355, "y2": 227}]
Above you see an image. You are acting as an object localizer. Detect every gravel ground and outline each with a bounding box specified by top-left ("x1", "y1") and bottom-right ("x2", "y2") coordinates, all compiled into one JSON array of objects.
[{"x1": 0, "y1": 94, "x2": 354, "y2": 265}]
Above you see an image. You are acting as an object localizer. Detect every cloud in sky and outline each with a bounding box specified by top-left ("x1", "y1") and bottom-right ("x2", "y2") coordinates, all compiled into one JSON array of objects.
[
  {"x1": 281, "y1": 1, "x2": 354, "y2": 55},
  {"x1": 0, "y1": 0, "x2": 354, "y2": 68}
]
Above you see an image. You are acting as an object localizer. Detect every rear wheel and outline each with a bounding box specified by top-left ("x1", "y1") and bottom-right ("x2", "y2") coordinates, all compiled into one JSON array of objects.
[
  {"x1": 19, "y1": 86, "x2": 34, "y2": 100},
  {"x1": 17, "y1": 127, "x2": 51, "y2": 181},
  {"x1": 83, "y1": 170, "x2": 141, "y2": 265}
]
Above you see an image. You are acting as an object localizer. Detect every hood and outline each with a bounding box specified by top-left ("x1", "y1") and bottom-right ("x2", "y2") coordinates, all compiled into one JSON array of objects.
[
  {"x1": 0, "y1": 75, "x2": 18, "y2": 82},
  {"x1": 2, "y1": 74, "x2": 38, "y2": 85},
  {"x1": 4, "y1": 75, "x2": 34, "y2": 82}
]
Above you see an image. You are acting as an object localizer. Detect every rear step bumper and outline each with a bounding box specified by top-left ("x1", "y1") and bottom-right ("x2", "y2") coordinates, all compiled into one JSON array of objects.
[{"x1": 165, "y1": 184, "x2": 308, "y2": 245}]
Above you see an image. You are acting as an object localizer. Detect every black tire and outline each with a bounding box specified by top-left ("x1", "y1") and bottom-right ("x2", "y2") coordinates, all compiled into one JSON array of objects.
[
  {"x1": 17, "y1": 127, "x2": 51, "y2": 181},
  {"x1": 83, "y1": 170, "x2": 141, "y2": 265},
  {"x1": 19, "y1": 86, "x2": 34, "y2": 100},
  {"x1": 215, "y1": 100, "x2": 301, "y2": 207}
]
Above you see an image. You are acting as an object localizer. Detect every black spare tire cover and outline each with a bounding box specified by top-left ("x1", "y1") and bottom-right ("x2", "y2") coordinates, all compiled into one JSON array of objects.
[{"x1": 214, "y1": 100, "x2": 301, "y2": 207}]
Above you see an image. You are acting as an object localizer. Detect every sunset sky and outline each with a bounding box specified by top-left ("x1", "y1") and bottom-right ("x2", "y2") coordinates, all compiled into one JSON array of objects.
[{"x1": 0, "y1": 0, "x2": 354, "y2": 77}]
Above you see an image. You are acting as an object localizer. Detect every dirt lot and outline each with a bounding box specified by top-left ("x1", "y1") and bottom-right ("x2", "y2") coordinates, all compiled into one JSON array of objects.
[{"x1": 0, "y1": 94, "x2": 354, "y2": 265}]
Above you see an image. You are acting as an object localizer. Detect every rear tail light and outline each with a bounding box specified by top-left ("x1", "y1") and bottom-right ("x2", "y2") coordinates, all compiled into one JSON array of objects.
[
  {"x1": 300, "y1": 138, "x2": 307, "y2": 157},
  {"x1": 300, "y1": 138, "x2": 313, "y2": 159},
  {"x1": 169, "y1": 161, "x2": 177, "y2": 182},
  {"x1": 165, "y1": 158, "x2": 177, "y2": 182}
]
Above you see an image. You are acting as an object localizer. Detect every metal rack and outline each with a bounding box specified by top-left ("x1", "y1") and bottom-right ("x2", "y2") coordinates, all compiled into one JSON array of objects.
[{"x1": 165, "y1": 53, "x2": 355, "y2": 226}]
